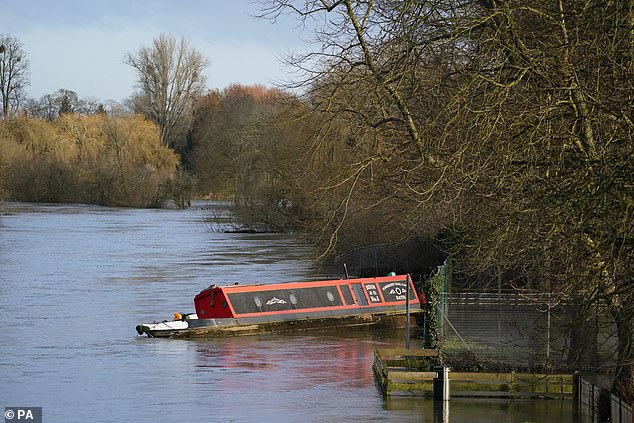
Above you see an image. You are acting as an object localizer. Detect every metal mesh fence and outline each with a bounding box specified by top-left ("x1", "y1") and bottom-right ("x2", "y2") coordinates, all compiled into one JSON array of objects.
[
  {"x1": 578, "y1": 376, "x2": 632, "y2": 423},
  {"x1": 438, "y1": 291, "x2": 617, "y2": 372}
]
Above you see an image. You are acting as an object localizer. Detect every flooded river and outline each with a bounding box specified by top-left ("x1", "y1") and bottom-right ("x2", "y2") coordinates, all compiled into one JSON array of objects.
[{"x1": 0, "y1": 202, "x2": 582, "y2": 422}]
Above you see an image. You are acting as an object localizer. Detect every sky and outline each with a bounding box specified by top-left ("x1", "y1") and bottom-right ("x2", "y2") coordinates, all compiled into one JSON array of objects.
[{"x1": 2, "y1": 0, "x2": 307, "y2": 102}]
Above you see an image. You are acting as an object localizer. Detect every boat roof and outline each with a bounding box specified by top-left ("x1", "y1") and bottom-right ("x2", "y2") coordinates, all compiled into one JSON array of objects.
[{"x1": 215, "y1": 274, "x2": 410, "y2": 293}]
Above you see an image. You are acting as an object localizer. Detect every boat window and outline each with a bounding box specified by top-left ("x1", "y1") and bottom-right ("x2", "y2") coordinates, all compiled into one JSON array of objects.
[
  {"x1": 228, "y1": 286, "x2": 344, "y2": 314},
  {"x1": 340, "y1": 285, "x2": 355, "y2": 305},
  {"x1": 222, "y1": 301, "x2": 228, "y2": 308},
  {"x1": 351, "y1": 284, "x2": 368, "y2": 306}
]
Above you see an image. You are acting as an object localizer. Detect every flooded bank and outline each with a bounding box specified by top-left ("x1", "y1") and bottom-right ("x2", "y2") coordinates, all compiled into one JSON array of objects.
[{"x1": 0, "y1": 202, "x2": 583, "y2": 422}]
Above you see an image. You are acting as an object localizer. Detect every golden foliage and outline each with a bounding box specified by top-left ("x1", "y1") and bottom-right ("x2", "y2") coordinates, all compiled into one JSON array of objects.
[{"x1": 0, "y1": 114, "x2": 187, "y2": 207}]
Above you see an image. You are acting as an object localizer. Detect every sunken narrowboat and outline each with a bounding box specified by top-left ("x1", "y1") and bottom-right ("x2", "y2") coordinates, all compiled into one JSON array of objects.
[{"x1": 135, "y1": 274, "x2": 424, "y2": 338}]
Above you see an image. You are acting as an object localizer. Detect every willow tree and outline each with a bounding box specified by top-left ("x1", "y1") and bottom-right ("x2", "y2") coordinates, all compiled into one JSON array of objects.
[{"x1": 125, "y1": 34, "x2": 208, "y2": 149}]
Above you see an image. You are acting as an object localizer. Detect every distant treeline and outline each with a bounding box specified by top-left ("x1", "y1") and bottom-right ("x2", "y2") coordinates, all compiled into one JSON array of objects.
[
  {"x1": 185, "y1": 84, "x2": 315, "y2": 231},
  {"x1": 0, "y1": 114, "x2": 191, "y2": 207}
]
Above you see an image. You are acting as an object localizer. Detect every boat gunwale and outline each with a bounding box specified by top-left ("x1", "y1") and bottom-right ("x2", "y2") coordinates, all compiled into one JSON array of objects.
[
  {"x1": 211, "y1": 275, "x2": 415, "y2": 294},
  {"x1": 225, "y1": 297, "x2": 421, "y2": 319}
]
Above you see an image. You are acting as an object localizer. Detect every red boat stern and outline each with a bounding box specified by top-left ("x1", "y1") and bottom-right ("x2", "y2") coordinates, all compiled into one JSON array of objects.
[{"x1": 195, "y1": 285, "x2": 235, "y2": 319}]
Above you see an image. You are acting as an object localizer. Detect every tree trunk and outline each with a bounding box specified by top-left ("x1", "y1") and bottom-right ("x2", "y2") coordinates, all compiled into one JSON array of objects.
[
  {"x1": 568, "y1": 304, "x2": 599, "y2": 369},
  {"x1": 610, "y1": 304, "x2": 634, "y2": 404}
]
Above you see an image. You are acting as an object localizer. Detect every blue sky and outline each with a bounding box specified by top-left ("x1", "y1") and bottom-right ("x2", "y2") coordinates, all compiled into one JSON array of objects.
[{"x1": 2, "y1": 0, "x2": 306, "y2": 102}]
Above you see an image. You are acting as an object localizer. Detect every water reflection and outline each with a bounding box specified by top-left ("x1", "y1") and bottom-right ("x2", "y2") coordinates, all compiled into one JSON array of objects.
[
  {"x1": 384, "y1": 397, "x2": 582, "y2": 423},
  {"x1": 191, "y1": 335, "x2": 376, "y2": 388},
  {"x1": 187, "y1": 334, "x2": 400, "y2": 422}
]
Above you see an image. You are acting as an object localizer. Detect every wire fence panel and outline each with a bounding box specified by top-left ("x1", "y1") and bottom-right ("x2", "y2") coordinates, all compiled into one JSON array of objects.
[
  {"x1": 610, "y1": 391, "x2": 632, "y2": 423},
  {"x1": 577, "y1": 376, "x2": 632, "y2": 423},
  {"x1": 579, "y1": 378, "x2": 601, "y2": 423},
  {"x1": 438, "y1": 291, "x2": 617, "y2": 371},
  {"x1": 431, "y1": 288, "x2": 630, "y2": 421}
]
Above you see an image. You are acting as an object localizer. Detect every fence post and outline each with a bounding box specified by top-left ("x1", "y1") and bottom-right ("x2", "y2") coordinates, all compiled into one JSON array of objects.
[
  {"x1": 599, "y1": 387, "x2": 611, "y2": 422},
  {"x1": 589, "y1": 383, "x2": 596, "y2": 421},
  {"x1": 619, "y1": 396, "x2": 622, "y2": 423},
  {"x1": 619, "y1": 397, "x2": 623, "y2": 423}
]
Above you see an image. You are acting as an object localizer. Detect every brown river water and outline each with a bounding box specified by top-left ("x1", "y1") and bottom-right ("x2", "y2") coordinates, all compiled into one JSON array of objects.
[{"x1": 0, "y1": 202, "x2": 584, "y2": 422}]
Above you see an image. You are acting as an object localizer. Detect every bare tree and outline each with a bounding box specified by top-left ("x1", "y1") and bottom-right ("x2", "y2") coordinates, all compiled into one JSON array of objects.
[
  {"x1": 258, "y1": 1, "x2": 453, "y2": 254},
  {"x1": 261, "y1": 0, "x2": 634, "y2": 401},
  {"x1": 125, "y1": 33, "x2": 209, "y2": 149},
  {"x1": 0, "y1": 34, "x2": 30, "y2": 118}
]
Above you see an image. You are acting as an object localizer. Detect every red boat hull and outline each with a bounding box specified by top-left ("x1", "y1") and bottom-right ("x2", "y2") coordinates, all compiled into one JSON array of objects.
[{"x1": 136, "y1": 275, "x2": 424, "y2": 338}]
